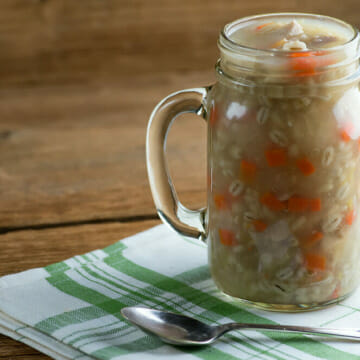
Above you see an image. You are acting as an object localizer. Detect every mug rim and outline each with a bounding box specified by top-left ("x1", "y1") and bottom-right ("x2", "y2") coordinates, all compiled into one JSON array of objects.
[{"x1": 219, "y1": 12, "x2": 360, "y2": 57}]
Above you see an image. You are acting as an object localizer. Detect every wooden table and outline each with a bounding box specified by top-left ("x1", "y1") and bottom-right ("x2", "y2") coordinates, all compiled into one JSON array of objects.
[{"x1": 1, "y1": 1, "x2": 359, "y2": 358}]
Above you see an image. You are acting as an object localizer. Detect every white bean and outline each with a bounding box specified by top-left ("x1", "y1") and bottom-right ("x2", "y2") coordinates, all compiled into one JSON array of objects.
[
  {"x1": 222, "y1": 168, "x2": 234, "y2": 177},
  {"x1": 282, "y1": 40, "x2": 307, "y2": 51},
  {"x1": 276, "y1": 267, "x2": 294, "y2": 280},
  {"x1": 323, "y1": 214, "x2": 342, "y2": 233},
  {"x1": 256, "y1": 107, "x2": 270, "y2": 125},
  {"x1": 322, "y1": 146, "x2": 334, "y2": 167},
  {"x1": 336, "y1": 184, "x2": 350, "y2": 200},
  {"x1": 291, "y1": 216, "x2": 306, "y2": 231},
  {"x1": 244, "y1": 212, "x2": 257, "y2": 221},
  {"x1": 269, "y1": 129, "x2": 288, "y2": 146},
  {"x1": 229, "y1": 180, "x2": 244, "y2": 196},
  {"x1": 319, "y1": 182, "x2": 333, "y2": 193}
]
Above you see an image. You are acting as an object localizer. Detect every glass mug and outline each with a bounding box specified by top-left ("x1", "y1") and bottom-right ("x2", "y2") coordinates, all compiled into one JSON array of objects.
[{"x1": 146, "y1": 13, "x2": 360, "y2": 311}]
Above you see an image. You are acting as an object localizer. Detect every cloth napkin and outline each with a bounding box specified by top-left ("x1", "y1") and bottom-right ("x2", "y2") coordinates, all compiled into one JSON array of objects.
[{"x1": 1, "y1": 225, "x2": 360, "y2": 360}]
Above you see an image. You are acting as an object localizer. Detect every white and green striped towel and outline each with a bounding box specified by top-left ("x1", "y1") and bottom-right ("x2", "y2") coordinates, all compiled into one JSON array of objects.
[{"x1": 1, "y1": 224, "x2": 360, "y2": 360}]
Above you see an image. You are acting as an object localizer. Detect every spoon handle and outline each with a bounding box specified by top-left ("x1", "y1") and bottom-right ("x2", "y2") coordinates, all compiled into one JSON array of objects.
[{"x1": 218, "y1": 323, "x2": 360, "y2": 340}]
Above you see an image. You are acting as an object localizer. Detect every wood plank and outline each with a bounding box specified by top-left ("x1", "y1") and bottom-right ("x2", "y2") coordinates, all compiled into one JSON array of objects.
[
  {"x1": 0, "y1": 72, "x2": 208, "y2": 229},
  {"x1": 2, "y1": 2, "x2": 360, "y2": 229},
  {"x1": 0, "y1": 336, "x2": 48, "y2": 359},
  {"x1": 0, "y1": 219, "x2": 160, "y2": 359},
  {"x1": 0, "y1": 219, "x2": 160, "y2": 276},
  {"x1": 0, "y1": 0, "x2": 359, "y2": 87}
]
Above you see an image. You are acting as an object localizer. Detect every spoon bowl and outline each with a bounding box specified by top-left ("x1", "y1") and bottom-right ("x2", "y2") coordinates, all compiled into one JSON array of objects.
[{"x1": 121, "y1": 306, "x2": 218, "y2": 345}]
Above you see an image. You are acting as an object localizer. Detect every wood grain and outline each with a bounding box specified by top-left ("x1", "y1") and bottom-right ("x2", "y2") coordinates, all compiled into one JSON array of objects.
[
  {"x1": 0, "y1": 218, "x2": 160, "y2": 277},
  {"x1": 0, "y1": 0, "x2": 359, "y2": 88},
  {"x1": 0, "y1": 337, "x2": 48, "y2": 359},
  {"x1": 2, "y1": 1, "x2": 360, "y2": 229},
  {"x1": 0, "y1": 219, "x2": 160, "y2": 359},
  {"x1": 0, "y1": 72, "x2": 208, "y2": 229}
]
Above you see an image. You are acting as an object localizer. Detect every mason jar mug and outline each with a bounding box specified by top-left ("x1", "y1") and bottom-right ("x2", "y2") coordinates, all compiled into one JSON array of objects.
[{"x1": 146, "y1": 13, "x2": 360, "y2": 311}]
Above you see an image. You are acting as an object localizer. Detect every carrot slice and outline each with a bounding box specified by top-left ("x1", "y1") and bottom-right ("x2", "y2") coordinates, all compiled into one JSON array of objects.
[
  {"x1": 309, "y1": 198, "x2": 321, "y2": 212},
  {"x1": 289, "y1": 51, "x2": 334, "y2": 76},
  {"x1": 214, "y1": 191, "x2": 241, "y2": 211},
  {"x1": 252, "y1": 220, "x2": 267, "y2": 232},
  {"x1": 291, "y1": 56, "x2": 317, "y2": 75},
  {"x1": 209, "y1": 105, "x2": 218, "y2": 127},
  {"x1": 304, "y1": 253, "x2": 326, "y2": 271},
  {"x1": 341, "y1": 122, "x2": 355, "y2": 142},
  {"x1": 340, "y1": 129, "x2": 351, "y2": 142},
  {"x1": 296, "y1": 157, "x2": 315, "y2": 176},
  {"x1": 240, "y1": 160, "x2": 257, "y2": 181},
  {"x1": 301, "y1": 231, "x2": 323, "y2": 248},
  {"x1": 260, "y1": 192, "x2": 286, "y2": 211},
  {"x1": 289, "y1": 51, "x2": 314, "y2": 58},
  {"x1": 214, "y1": 194, "x2": 228, "y2": 210},
  {"x1": 265, "y1": 148, "x2": 287, "y2": 167},
  {"x1": 345, "y1": 209, "x2": 355, "y2": 225},
  {"x1": 219, "y1": 229, "x2": 237, "y2": 246},
  {"x1": 256, "y1": 22, "x2": 272, "y2": 31},
  {"x1": 288, "y1": 196, "x2": 309, "y2": 212}
]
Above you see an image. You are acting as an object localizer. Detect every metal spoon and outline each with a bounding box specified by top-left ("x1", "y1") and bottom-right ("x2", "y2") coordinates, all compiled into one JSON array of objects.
[{"x1": 121, "y1": 306, "x2": 360, "y2": 346}]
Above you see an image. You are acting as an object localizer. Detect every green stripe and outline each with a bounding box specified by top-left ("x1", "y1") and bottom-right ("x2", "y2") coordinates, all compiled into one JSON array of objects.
[
  {"x1": 44, "y1": 273, "x2": 231, "y2": 360},
  {"x1": 36, "y1": 306, "x2": 108, "y2": 334},
  {"x1": 105, "y1": 252, "x2": 359, "y2": 360},
  {"x1": 45, "y1": 261, "x2": 70, "y2": 275},
  {"x1": 89, "y1": 263, "x2": 201, "y2": 312},
  {"x1": 180, "y1": 346, "x2": 247, "y2": 360},
  {"x1": 320, "y1": 309, "x2": 357, "y2": 327},
  {"x1": 92, "y1": 260, "x2": 278, "y2": 359},
  {"x1": 242, "y1": 343, "x2": 285, "y2": 360},
  {"x1": 99, "y1": 260, "x2": 283, "y2": 360},
  {"x1": 43, "y1": 273, "x2": 141, "y2": 357},
  {"x1": 70, "y1": 263, "x2": 258, "y2": 358},
  {"x1": 40, "y1": 237, "x2": 357, "y2": 360},
  {"x1": 42, "y1": 264, "x2": 257, "y2": 359},
  {"x1": 61, "y1": 320, "x2": 122, "y2": 343},
  {"x1": 73, "y1": 246, "x2": 287, "y2": 360},
  {"x1": 82, "y1": 254, "x2": 91, "y2": 262},
  {"x1": 91, "y1": 336, "x2": 164, "y2": 359},
  {"x1": 70, "y1": 325, "x2": 134, "y2": 348},
  {"x1": 192, "y1": 310, "x2": 291, "y2": 360},
  {"x1": 41, "y1": 244, "x2": 287, "y2": 360},
  {"x1": 103, "y1": 241, "x2": 126, "y2": 255},
  {"x1": 91, "y1": 345, "x2": 128, "y2": 359},
  {"x1": 46, "y1": 273, "x2": 126, "y2": 316},
  {"x1": 93, "y1": 342, "x2": 243, "y2": 360}
]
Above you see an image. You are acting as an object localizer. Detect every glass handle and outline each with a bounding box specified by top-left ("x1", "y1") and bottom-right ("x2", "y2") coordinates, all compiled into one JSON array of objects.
[{"x1": 146, "y1": 87, "x2": 208, "y2": 240}]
